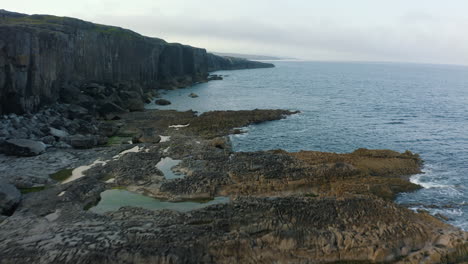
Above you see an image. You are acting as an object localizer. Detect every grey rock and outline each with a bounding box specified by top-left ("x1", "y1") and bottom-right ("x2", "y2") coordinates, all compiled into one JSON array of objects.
[
  {"x1": 1, "y1": 139, "x2": 46, "y2": 156},
  {"x1": 98, "y1": 102, "x2": 127, "y2": 118},
  {"x1": 0, "y1": 181, "x2": 21, "y2": 215},
  {"x1": 188, "y1": 93, "x2": 199, "y2": 98},
  {"x1": 49, "y1": 127, "x2": 69, "y2": 139},
  {"x1": 64, "y1": 135, "x2": 99, "y2": 149}
]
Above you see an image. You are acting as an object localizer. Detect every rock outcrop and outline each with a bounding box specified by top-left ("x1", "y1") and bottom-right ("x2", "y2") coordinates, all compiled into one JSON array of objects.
[
  {"x1": 0, "y1": 138, "x2": 46, "y2": 156},
  {"x1": 0, "y1": 9, "x2": 274, "y2": 114},
  {"x1": 0, "y1": 109, "x2": 466, "y2": 263}
]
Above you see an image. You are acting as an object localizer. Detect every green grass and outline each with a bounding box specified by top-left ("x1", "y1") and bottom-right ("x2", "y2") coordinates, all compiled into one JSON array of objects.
[
  {"x1": 19, "y1": 186, "x2": 46, "y2": 194},
  {"x1": 107, "y1": 136, "x2": 133, "y2": 146},
  {"x1": 93, "y1": 25, "x2": 135, "y2": 38},
  {"x1": 1, "y1": 15, "x2": 68, "y2": 25},
  {"x1": 49, "y1": 169, "x2": 73, "y2": 182},
  {"x1": 304, "y1": 193, "x2": 318, "y2": 198},
  {"x1": 1, "y1": 15, "x2": 137, "y2": 39}
]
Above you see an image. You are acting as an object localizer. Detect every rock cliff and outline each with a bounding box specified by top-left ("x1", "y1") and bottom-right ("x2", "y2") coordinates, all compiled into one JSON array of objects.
[{"x1": 0, "y1": 10, "x2": 273, "y2": 114}]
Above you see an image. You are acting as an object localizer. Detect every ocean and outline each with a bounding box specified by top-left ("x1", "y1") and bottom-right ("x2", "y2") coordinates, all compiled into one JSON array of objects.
[{"x1": 147, "y1": 61, "x2": 468, "y2": 230}]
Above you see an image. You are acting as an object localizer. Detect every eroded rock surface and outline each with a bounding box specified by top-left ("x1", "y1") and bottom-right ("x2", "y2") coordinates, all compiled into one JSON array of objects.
[{"x1": 0, "y1": 109, "x2": 466, "y2": 264}]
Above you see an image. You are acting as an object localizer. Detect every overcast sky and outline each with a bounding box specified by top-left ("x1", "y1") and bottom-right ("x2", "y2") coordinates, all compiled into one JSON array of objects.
[{"x1": 3, "y1": 0, "x2": 468, "y2": 65}]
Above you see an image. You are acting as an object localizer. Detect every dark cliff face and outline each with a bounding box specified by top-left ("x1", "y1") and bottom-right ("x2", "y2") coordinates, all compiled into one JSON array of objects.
[{"x1": 0, "y1": 10, "x2": 274, "y2": 114}]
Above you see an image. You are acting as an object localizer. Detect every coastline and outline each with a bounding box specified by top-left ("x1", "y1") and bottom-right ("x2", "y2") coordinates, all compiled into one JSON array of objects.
[
  {"x1": 0, "y1": 106, "x2": 467, "y2": 263},
  {"x1": 0, "y1": 9, "x2": 467, "y2": 264}
]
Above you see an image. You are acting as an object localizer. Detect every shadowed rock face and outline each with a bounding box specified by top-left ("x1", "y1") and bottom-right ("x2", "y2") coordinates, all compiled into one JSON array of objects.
[{"x1": 0, "y1": 10, "x2": 273, "y2": 114}]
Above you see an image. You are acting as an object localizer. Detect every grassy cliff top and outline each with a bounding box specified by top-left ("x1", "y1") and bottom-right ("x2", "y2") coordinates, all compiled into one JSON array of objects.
[{"x1": 0, "y1": 10, "x2": 165, "y2": 42}]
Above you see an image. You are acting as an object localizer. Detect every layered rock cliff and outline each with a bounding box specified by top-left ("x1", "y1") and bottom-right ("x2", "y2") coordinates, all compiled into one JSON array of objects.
[{"x1": 0, "y1": 10, "x2": 273, "y2": 114}]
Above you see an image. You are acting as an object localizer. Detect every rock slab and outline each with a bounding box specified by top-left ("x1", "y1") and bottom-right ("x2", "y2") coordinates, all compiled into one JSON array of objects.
[{"x1": 1, "y1": 139, "x2": 46, "y2": 156}]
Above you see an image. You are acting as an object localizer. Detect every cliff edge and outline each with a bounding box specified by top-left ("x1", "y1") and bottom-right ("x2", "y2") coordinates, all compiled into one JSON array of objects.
[{"x1": 0, "y1": 9, "x2": 273, "y2": 114}]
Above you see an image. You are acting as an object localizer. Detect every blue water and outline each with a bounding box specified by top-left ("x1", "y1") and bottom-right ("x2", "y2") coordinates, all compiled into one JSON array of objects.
[{"x1": 147, "y1": 61, "x2": 468, "y2": 230}]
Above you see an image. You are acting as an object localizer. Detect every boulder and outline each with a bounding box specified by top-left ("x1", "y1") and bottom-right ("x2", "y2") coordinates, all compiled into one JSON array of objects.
[
  {"x1": 64, "y1": 135, "x2": 99, "y2": 149},
  {"x1": 155, "y1": 99, "x2": 171, "y2": 105},
  {"x1": 49, "y1": 127, "x2": 69, "y2": 139},
  {"x1": 0, "y1": 181, "x2": 21, "y2": 216},
  {"x1": 98, "y1": 102, "x2": 127, "y2": 118},
  {"x1": 60, "y1": 84, "x2": 82, "y2": 104},
  {"x1": 67, "y1": 104, "x2": 89, "y2": 119},
  {"x1": 0, "y1": 139, "x2": 46, "y2": 156},
  {"x1": 125, "y1": 99, "x2": 145, "y2": 112}
]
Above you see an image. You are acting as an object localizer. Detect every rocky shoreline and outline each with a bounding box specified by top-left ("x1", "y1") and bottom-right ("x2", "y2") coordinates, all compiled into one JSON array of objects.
[
  {"x1": 0, "y1": 9, "x2": 467, "y2": 264},
  {"x1": 0, "y1": 107, "x2": 467, "y2": 263}
]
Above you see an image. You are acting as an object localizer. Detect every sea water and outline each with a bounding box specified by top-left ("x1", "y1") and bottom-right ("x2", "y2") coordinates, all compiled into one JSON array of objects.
[{"x1": 147, "y1": 61, "x2": 468, "y2": 230}]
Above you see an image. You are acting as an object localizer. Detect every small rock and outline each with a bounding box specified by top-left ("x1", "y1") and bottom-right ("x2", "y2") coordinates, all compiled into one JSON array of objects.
[
  {"x1": 188, "y1": 93, "x2": 199, "y2": 98},
  {"x1": 0, "y1": 139, "x2": 46, "y2": 156},
  {"x1": 0, "y1": 181, "x2": 21, "y2": 216},
  {"x1": 155, "y1": 99, "x2": 171, "y2": 105}
]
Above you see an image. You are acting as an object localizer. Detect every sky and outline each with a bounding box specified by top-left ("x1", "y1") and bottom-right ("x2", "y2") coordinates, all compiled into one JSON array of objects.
[{"x1": 2, "y1": 0, "x2": 468, "y2": 65}]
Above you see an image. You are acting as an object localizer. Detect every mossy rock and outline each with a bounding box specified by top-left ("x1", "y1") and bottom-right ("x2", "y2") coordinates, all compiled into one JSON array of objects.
[{"x1": 49, "y1": 169, "x2": 73, "y2": 182}]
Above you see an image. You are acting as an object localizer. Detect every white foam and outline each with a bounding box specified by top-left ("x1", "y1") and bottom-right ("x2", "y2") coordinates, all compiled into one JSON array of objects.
[
  {"x1": 163, "y1": 147, "x2": 170, "y2": 153},
  {"x1": 409, "y1": 165, "x2": 454, "y2": 189},
  {"x1": 410, "y1": 174, "x2": 453, "y2": 189},
  {"x1": 160, "y1": 136, "x2": 171, "y2": 143}
]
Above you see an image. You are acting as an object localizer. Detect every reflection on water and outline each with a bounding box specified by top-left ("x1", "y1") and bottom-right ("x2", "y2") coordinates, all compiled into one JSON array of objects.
[
  {"x1": 89, "y1": 189, "x2": 229, "y2": 214},
  {"x1": 156, "y1": 157, "x2": 184, "y2": 179}
]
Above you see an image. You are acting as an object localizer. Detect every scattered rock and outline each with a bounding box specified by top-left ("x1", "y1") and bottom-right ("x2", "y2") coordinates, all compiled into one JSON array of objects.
[{"x1": 0, "y1": 139, "x2": 46, "y2": 156}]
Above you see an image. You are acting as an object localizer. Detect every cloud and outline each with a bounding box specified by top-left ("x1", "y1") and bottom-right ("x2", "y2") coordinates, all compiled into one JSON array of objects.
[{"x1": 91, "y1": 13, "x2": 468, "y2": 65}]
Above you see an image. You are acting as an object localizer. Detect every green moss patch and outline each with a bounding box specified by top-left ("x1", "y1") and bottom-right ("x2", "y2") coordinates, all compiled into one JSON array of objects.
[
  {"x1": 49, "y1": 169, "x2": 73, "y2": 182},
  {"x1": 107, "y1": 136, "x2": 133, "y2": 146},
  {"x1": 19, "y1": 186, "x2": 47, "y2": 194}
]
